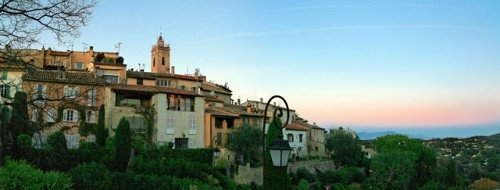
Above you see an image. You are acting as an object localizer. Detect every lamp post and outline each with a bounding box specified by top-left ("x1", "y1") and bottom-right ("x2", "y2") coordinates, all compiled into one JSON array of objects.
[{"x1": 262, "y1": 95, "x2": 291, "y2": 189}]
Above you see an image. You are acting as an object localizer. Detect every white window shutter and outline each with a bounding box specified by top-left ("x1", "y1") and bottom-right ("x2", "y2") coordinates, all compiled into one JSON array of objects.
[
  {"x1": 62, "y1": 109, "x2": 67, "y2": 121},
  {"x1": 74, "y1": 110, "x2": 79, "y2": 122}
]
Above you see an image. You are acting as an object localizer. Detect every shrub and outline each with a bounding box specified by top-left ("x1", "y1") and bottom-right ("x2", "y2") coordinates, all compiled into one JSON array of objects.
[
  {"x1": 114, "y1": 117, "x2": 131, "y2": 172},
  {"x1": 47, "y1": 131, "x2": 67, "y2": 151},
  {"x1": 0, "y1": 159, "x2": 72, "y2": 190},
  {"x1": 297, "y1": 179, "x2": 311, "y2": 190},
  {"x1": 68, "y1": 162, "x2": 112, "y2": 190}
]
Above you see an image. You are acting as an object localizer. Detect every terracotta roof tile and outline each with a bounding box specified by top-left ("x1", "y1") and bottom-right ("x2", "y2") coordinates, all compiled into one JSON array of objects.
[
  {"x1": 286, "y1": 122, "x2": 310, "y2": 131},
  {"x1": 110, "y1": 84, "x2": 200, "y2": 96},
  {"x1": 22, "y1": 70, "x2": 107, "y2": 85}
]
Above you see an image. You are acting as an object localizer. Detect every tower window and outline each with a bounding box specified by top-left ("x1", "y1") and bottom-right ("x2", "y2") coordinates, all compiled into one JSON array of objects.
[
  {"x1": 153, "y1": 58, "x2": 155, "y2": 66},
  {"x1": 162, "y1": 57, "x2": 165, "y2": 65}
]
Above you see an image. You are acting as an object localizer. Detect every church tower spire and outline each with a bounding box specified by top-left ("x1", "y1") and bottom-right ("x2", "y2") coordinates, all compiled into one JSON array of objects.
[{"x1": 151, "y1": 33, "x2": 170, "y2": 74}]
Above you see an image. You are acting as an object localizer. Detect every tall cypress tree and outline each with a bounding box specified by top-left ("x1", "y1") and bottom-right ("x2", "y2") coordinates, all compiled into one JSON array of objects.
[
  {"x1": 114, "y1": 117, "x2": 131, "y2": 172},
  {"x1": 95, "y1": 105, "x2": 107, "y2": 146},
  {"x1": 9, "y1": 91, "x2": 30, "y2": 158}
]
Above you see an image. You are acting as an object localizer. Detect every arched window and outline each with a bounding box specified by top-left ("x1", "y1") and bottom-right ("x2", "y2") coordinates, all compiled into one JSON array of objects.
[
  {"x1": 162, "y1": 57, "x2": 165, "y2": 65},
  {"x1": 153, "y1": 58, "x2": 155, "y2": 66}
]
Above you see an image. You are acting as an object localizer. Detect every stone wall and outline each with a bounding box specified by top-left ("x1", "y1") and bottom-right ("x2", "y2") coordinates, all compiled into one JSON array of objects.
[{"x1": 234, "y1": 159, "x2": 335, "y2": 185}]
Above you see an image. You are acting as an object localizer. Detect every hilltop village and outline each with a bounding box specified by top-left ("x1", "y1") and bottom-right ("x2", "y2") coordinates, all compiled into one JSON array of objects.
[{"x1": 0, "y1": 34, "x2": 327, "y2": 162}]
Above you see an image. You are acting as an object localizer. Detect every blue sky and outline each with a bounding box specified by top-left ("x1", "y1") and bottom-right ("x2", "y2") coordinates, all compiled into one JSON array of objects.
[{"x1": 40, "y1": 1, "x2": 500, "y2": 132}]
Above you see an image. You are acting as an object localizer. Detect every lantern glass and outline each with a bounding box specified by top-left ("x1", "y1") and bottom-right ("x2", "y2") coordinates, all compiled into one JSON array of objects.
[{"x1": 269, "y1": 138, "x2": 292, "y2": 167}]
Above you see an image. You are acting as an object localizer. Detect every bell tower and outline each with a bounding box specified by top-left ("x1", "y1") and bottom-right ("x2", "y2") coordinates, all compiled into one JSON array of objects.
[{"x1": 151, "y1": 33, "x2": 170, "y2": 73}]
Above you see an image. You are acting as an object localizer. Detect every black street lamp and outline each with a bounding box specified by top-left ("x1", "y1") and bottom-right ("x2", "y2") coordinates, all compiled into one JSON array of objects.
[
  {"x1": 262, "y1": 95, "x2": 291, "y2": 189},
  {"x1": 269, "y1": 135, "x2": 291, "y2": 167}
]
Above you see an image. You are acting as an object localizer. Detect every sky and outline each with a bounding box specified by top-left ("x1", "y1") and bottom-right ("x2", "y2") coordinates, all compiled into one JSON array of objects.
[{"x1": 40, "y1": 1, "x2": 500, "y2": 133}]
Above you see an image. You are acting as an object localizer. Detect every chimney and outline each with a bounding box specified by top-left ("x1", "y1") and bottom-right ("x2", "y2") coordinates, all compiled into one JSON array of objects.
[
  {"x1": 237, "y1": 99, "x2": 241, "y2": 105},
  {"x1": 246, "y1": 104, "x2": 252, "y2": 113},
  {"x1": 171, "y1": 66, "x2": 175, "y2": 75},
  {"x1": 260, "y1": 98, "x2": 263, "y2": 103}
]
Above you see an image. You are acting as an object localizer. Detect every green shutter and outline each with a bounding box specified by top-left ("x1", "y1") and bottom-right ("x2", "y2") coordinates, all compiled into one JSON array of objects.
[
  {"x1": 0, "y1": 70, "x2": 6, "y2": 80},
  {"x1": 5, "y1": 85, "x2": 10, "y2": 98}
]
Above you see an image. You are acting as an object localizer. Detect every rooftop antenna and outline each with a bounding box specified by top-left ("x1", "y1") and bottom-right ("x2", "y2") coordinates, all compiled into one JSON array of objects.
[
  {"x1": 82, "y1": 43, "x2": 88, "y2": 52},
  {"x1": 115, "y1": 42, "x2": 122, "y2": 54},
  {"x1": 138, "y1": 63, "x2": 141, "y2": 70}
]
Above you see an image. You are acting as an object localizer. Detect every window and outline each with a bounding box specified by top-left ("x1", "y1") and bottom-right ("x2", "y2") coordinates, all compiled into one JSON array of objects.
[
  {"x1": 47, "y1": 109, "x2": 56, "y2": 123},
  {"x1": 32, "y1": 132, "x2": 48, "y2": 148},
  {"x1": 188, "y1": 138, "x2": 195, "y2": 148},
  {"x1": 64, "y1": 86, "x2": 79, "y2": 99},
  {"x1": 86, "y1": 110, "x2": 96, "y2": 123},
  {"x1": 175, "y1": 138, "x2": 188, "y2": 149},
  {"x1": 31, "y1": 109, "x2": 40, "y2": 122},
  {"x1": 153, "y1": 58, "x2": 155, "y2": 67},
  {"x1": 287, "y1": 134, "x2": 294, "y2": 142},
  {"x1": 87, "y1": 88, "x2": 97, "y2": 106},
  {"x1": 299, "y1": 134, "x2": 303, "y2": 143},
  {"x1": 32, "y1": 84, "x2": 46, "y2": 104},
  {"x1": 65, "y1": 134, "x2": 80, "y2": 149},
  {"x1": 103, "y1": 75, "x2": 118, "y2": 84},
  {"x1": 137, "y1": 78, "x2": 143, "y2": 85},
  {"x1": 86, "y1": 134, "x2": 96, "y2": 143},
  {"x1": 161, "y1": 57, "x2": 165, "y2": 65},
  {"x1": 0, "y1": 84, "x2": 9, "y2": 98},
  {"x1": 156, "y1": 80, "x2": 170, "y2": 87},
  {"x1": 63, "y1": 109, "x2": 78, "y2": 122},
  {"x1": 74, "y1": 62, "x2": 84, "y2": 70},
  {"x1": 188, "y1": 115, "x2": 196, "y2": 135},
  {"x1": 126, "y1": 116, "x2": 145, "y2": 131},
  {"x1": 166, "y1": 114, "x2": 174, "y2": 134},
  {"x1": 227, "y1": 119, "x2": 234, "y2": 128},
  {"x1": 215, "y1": 118, "x2": 223, "y2": 128}
]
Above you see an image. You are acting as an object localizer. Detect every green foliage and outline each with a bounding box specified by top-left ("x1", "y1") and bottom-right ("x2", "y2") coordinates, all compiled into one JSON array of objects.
[
  {"x1": 0, "y1": 159, "x2": 72, "y2": 190},
  {"x1": 317, "y1": 167, "x2": 364, "y2": 185},
  {"x1": 374, "y1": 134, "x2": 437, "y2": 187},
  {"x1": 325, "y1": 129, "x2": 365, "y2": 167},
  {"x1": 47, "y1": 131, "x2": 68, "y2": 151},
  {"x1": 78, "y1": 123, "x2": 96, "y2": 136},
  {"x1": 114, "y1": 117, "x2": 132, "y2": 172},
  {"x1": 364, "y1": 150, "x2": 417, "y2": 190},
  {"x1": 297, "y1": 179, "x2": 311, "y2": 190},
  {"x1": 9, "y1": 91, "x2": 30, "y2": 158},
  {"x1": 226, "y1": 124, "x2": 263, "y2": 165},
  {"x1": 263, "y1": 118, "x2": 289, "y2": 189},
  {"x1": 418, "y1": 180, "x2": 446, "y2": 190},
  {"x1": 96, "y1": 105, "x2": 107, "y2": 146},
  {"x1": 291, "y1": 167, "x2": 317, "y2": 184},
  {"x1": 68, "y1": 162, "x2": 112, "y2": 190}
]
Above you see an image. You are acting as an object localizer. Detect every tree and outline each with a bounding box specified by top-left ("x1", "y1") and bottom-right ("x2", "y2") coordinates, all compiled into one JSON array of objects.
[
  {"x1": 0, "y1": 0, "x2": 96, "y2": 50},
  {"x1": 325, "y1": 129, "x2": 365, "y2": 167},
  {"x1": 374, "y1": 135, "x2": 437, "y2": 187},
  {"x1": 447, "y1": 158, "x2": 457, "y2": 187},
  {"x1": 114, "y1": 117, "x2": 132, "y2": 172},
  {"x1": 226, "y1": 124, "x2": 263, "y2": 165},
  {"x1": 5, "y1": 91, "x2": 30, "y2": 159},
  {"x1": 364, "y1": 150, "x2": 417, "y2": 190},
  {"x1": 96, "y1": 105, "x2": 107, "y2": 147}
]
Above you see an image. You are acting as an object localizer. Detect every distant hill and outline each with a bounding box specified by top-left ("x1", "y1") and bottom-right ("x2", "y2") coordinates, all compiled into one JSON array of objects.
[
  {"x1": 357, "y1": 131, "x2": 430, "y2": 140},
  {"x1": 357, "y1": 131, "x2": 396, "y2": 140}
]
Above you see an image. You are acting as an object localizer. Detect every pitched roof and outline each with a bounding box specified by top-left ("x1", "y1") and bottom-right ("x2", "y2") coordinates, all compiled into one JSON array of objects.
[
  {"x1": 22, "y1": 70, "x2": 107, "y2": 85},
  {"x1": 206, "y1": 107, "x2": 239, "y2": 117},
  {"x1": 201, "y1": 82, "x2": 232, "y2": 95},
  {"x1": 205, "y1": 96, "x2": 225, "y2": 103},
  {"x1": 110, "y1": 84, "x2": 200, "y2": 96},
  {"x1": 126, "y1": 70, "x2": 204, "y2": 82},
  {"x1": 245, "y1": 100, "x2": 296, "y2": 112},
  {"x1": 286, "y1": 122, "x2": 310, "y2": 131}
]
